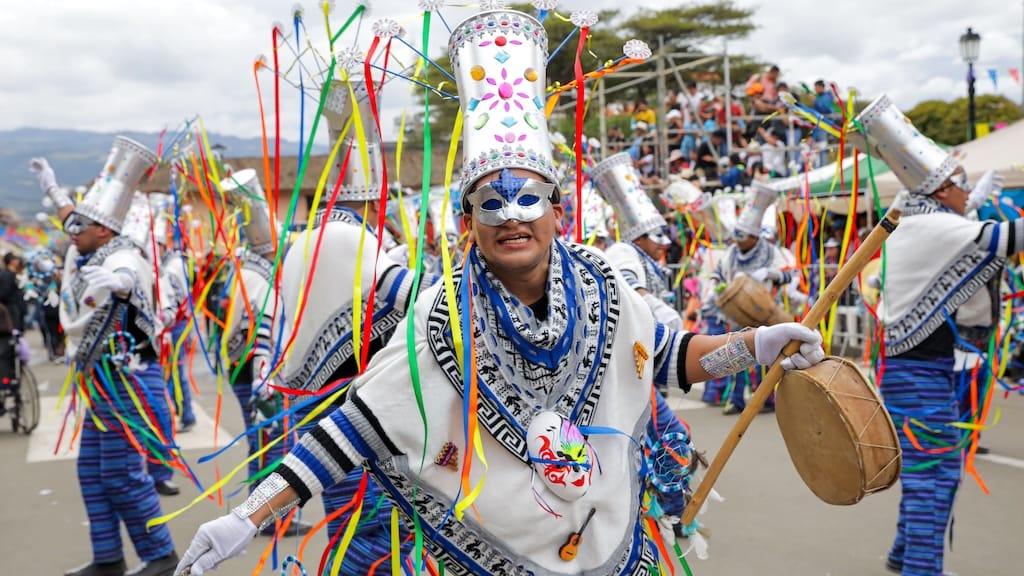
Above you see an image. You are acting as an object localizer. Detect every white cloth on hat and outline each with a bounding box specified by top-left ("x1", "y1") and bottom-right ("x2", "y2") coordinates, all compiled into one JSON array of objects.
[
  {"x1": 221, "y1": 169, "x2": 276, "y2": 255},
  {"x1": 120, "y1": 192, "x2": 153, "y2": 256},
  {"x1": 321, "y1": 80, "x2": 386, "y2": 203}
]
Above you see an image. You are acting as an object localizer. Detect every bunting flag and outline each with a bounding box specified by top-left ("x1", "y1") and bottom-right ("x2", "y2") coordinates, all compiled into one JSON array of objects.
[
  {"x1": 988, "y1": 68, "x2": 998, "y2": 89},
  {"x1": 1010, "y1": 68, "x2": 1021, "y2": 85}
]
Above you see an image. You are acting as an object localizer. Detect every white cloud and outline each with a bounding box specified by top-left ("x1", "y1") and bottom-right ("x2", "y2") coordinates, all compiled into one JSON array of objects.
[
  {"x1": 728, "y1": 0, "x2": 1024, "y2": 108},
  {"x1": 2, "y1": 0, "x2": 1022, "y2": 143}
]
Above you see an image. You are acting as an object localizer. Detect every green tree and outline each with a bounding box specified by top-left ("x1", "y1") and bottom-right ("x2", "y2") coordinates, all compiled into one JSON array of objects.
[
  {"x1": 571, "y1": 2, "x2": 756, "y2": 101},
  {"x1": 620, "y1": 1, "x2": 755, "y2": 49},
  {"x1": 906, "y1": 95, "x2": 1023, "y2": 145}
]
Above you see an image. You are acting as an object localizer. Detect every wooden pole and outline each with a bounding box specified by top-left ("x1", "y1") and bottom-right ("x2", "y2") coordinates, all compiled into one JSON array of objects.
[{"x1": 680, "y1": 208, "x2": 902, "y2": 525}]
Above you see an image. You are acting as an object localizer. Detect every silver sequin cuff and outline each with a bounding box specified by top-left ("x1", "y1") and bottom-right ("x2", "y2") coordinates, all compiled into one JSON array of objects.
[
  {"x1": 231, "y1": 472, "x2": 299, "y2": 531},
  {"x1": 699, "y1": 332, "x2": 756, "y2": 379},
  {"x1": 47, "y1": 187, "x2": 74, "y2": 210}
]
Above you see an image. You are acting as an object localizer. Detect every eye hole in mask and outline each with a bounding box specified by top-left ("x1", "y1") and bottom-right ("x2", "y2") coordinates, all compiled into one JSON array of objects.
[
  {"x1": 481, "y1": 198, "x2": 504, "y2": 211},
  {"x1": 517, "y1": 194, "x2": 540, "y2": 207}
]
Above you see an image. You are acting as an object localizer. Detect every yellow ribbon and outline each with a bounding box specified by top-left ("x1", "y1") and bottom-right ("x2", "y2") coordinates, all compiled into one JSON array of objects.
[{"x1": 146, "y1": 383, "x2": 349, "y2": 529}]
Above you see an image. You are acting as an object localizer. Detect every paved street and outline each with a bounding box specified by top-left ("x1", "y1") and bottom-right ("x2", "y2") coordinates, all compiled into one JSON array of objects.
[{"x1": 2, "y1": 331, "x2": 1023, "y2": 575}]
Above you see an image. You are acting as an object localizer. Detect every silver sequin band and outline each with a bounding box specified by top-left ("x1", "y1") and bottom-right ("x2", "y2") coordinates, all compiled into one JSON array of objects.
[
  {"x1": 47, "y1": 186, "x2": 74, "y2": 210},
  {"x1": 231, "y1": 472, "x2": 299, "y2": 531},
  {"x1": 699, "y1": 331, "x2": 756, "y2": 379}
]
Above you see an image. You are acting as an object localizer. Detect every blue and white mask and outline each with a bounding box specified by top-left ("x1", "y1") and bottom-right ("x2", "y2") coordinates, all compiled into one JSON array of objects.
[{"x1": 467, "y1": 169, "x2": 556, "y2": 227}]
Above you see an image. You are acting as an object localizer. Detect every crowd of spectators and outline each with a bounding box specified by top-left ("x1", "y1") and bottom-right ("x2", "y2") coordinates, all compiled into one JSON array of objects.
[{"x1": 605, "y1": 65, "x2": 842, "y2": 193}]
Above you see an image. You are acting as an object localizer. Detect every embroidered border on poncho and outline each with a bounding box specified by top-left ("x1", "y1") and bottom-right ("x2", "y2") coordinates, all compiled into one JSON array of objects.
[
  {"x1": 883, "y1": 201, "x2": 1007, "y2": 356},
  {"x1": 369, "y1": 456, "x2": 659, "y2": 576},
  {"x1": 284, "y1": 210, "x2": 405, "y2": 391},
  {"x1": 284, "y1": 303, "x2": 404, "y2": 391},
  {"x1": 225, "y1": 252, "x2": 276, "y2": 362},
  {"x1": 70, "y1": 236, "x2": 155, "y2": 365},
  {"x1": 427, "y1": 241, "x2": 620, "y2": 463},
  {"x1": 884, "y1": 248, "x2": 1004, "y2": 356}
]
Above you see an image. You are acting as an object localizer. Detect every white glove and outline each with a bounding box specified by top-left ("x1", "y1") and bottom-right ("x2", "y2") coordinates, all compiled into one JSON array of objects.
[
  {"x1": 31, "y1": 157, "x2": 74, "y2": 210},
  {"x1": 749, "y1": 267, "x2": 783, "y2": 284},
  {"x1": 29, "y1": 157, "x2": 58, "y2": 194},
  {"x1": 175, "y1": 513, "x2": 257, "y2": 575},
  {"x1": 80, "y1": 266, "x2": 132, "y2": 294},
  {"x1": 643, "y1": 293, "x2": 684, "y2": 331},
  {"x1": 967, "y1": 169, "x2": 1004, "y2": 211},
  {"x1": 45, "y1": 290, "x2": 59, "y2": 308},
  {"x1": 754, "y1": 322, "x2": 825, "y2": 370}
]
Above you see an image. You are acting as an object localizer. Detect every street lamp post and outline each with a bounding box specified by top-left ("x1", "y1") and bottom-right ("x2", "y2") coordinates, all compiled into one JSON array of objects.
[{"x1": 959, "y1": 27, "x2": 981, "y2": 140}]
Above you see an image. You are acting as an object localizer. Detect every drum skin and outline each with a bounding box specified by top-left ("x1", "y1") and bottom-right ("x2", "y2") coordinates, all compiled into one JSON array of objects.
[
  {"x1": 717, "y1": 274, "x2": 794, "y2": 328},
  {"x1": 776, "y1": 357, "x2": 901, "y2": 505}
]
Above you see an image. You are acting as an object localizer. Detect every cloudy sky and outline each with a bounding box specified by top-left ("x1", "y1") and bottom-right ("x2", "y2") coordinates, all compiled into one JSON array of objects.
[{"x1": 3, "y1": 0, "x2": 1022, "y2": 144}]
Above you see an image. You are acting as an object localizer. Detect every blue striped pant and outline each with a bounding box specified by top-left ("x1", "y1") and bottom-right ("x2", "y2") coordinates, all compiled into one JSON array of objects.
[
  {"x1": 145, "y1": 374, "x2": 176, "y2": 483},
  {"x1": 79, "y1": 365, "x2": 175, "y2": 563},
  {"x1": 881, "y1": 357, "x2": 962, "y2": 576}
]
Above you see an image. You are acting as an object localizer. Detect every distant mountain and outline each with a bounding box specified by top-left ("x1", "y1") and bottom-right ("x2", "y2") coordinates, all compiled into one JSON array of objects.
[{"x1": 0, "y1": 127, "x2": 325, "y2": 223}]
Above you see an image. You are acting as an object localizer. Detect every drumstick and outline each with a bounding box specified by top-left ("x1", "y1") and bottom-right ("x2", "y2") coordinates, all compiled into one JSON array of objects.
[{"x1": 680, "y1": 208, "x2": 901, "y2": 525}]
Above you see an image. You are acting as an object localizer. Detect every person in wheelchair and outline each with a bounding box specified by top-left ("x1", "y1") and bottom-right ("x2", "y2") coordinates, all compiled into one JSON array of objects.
[
  {"x1": 31, "y1": 139, "x2": 180, "y2": 576},
  {"x1": 0, "y1": 253, "x2": 27, "y2": 333},
  {"x1": 0, "y1": 296, "x2": 40, "y2": 434},
  {"x1": 0, "y1": 302, "x2": 16, "y2": 379}
]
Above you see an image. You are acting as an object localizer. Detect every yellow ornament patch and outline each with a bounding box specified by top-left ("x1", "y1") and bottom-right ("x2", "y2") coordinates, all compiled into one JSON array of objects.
[{"x1": 633, "y1": 341, "x2": 649, "y2": 379}]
